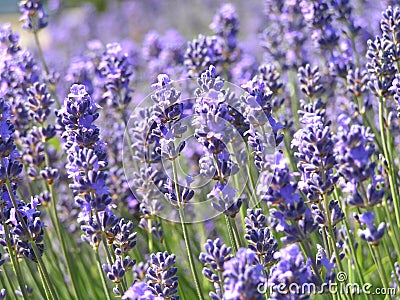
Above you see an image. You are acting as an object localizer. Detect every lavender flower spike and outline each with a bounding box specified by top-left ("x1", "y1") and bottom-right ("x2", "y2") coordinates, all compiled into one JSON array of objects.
[
  {"x1": 146, "y1": 251, "x2": 179, "y2": 300},
  {"x1": 19, "y1": 0, "x2": 48, "y2": 31},
  {"x1": 223, "y1": 248, "x2": 265, "y2": 300}
]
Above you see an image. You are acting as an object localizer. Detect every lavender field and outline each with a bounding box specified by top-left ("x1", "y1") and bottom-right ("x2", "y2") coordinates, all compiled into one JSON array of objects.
[{"x1": 0, "y1": 0, "x2": 400, "y2": 299}]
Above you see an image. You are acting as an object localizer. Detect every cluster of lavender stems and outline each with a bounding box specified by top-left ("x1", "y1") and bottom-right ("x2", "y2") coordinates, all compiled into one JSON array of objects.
[{"x1": 1, "y1": 1, "x2": 400, "y2": 300}]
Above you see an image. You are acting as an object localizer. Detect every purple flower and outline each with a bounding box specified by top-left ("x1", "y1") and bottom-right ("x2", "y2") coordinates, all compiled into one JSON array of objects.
[
  {"x1": 103, "y1": 256, "x2": 135, "y2": 284},
  {"x1": 19, "y1": 0, "x2": 48, "y2": 31},
  {"x1": 357, "y1": 211, "x2": 386, "y2": 245},
  {"x1": 184, "y1": 35, "x2": 223, "y2": 77},
  {"x1": 122, "y1": 281, "x2": 155, "y2": 300},
  {"x1": 0, "y1": 99, "x2": 45, "y2": 262},
  {"x1": 269, "y1": 244, "x2": 314, "y2": 298},
  {"x1": 142, "y1": 29, "x2": 185, "y2": 78},
  {"x1": 97, "y1": 42, "x2": 134, "y2": 110},
  {"x1": 391, "y1": 74, "x2": 400, "y2": 118},
  {"x1": 335, "y1": 124, "x2": 384, "y2": 208},
  {"x1": 261, "y1": 0, "x2": 308, "y2": 70},
  {"x1": 316, "y1": 244, "x2": 336, "y2": 283},
  {"x1": 390, "y1": 262, "x2": 400, "y2": 291},
  {"x1": 199, "y1": 238, "x2": 232, "y2": 299},
  {"x1": 210, "y1": 3, "x2": 239, "y2": 51},
  {"x1": 146, "y1": 251, "x2": 179, "y2": 300},
  {"x1": 223, "y1": 248, "x2": 265, "y2": 300},
  {"x1": 245, "y1": 208, "x2": 278, "y2": 267},
  {"x1": 292, "y1": 114, "x2": 337, "y2": 202}
]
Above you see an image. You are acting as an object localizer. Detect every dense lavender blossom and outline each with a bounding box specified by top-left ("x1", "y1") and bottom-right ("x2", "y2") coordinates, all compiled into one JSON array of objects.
[
  {"x1": 391, "y1": 74, "x2": 400, "y2": 117},
  {"x1": 245, "y1": 208, "x2": 278, "y2": 268},
  {"x1": 19, "y1": 0, "x2": 48, "y2": 31},
  {"x1": 184, "y1": 35, "x2": 223, "y2": 77},
  {"x1": 142, "y1": 29, "x2": 185, "y2": 78},
  {"x1": 223, "y1": 248, "x2": 265, "y2": 300},
  {"x1": 261, "y1": 0, "x2": 308, "y2": 69},
  {"x1": 199, "y1": 238, "x2": 232, "y2": 299},
  {"x1": 210, "y1": 3, "x2": 240, "y2": 65},
  {"x1": 0, "y1": 99, "x2": 45, "y2": 261},
  {"x1": 58, "y1": 84, "x2": 112, "y2": 222},
  {"x1": 146, "y1": 251, "x2": 179, "y2": 300},
  {"x1": 300, "y1": 0, "x2": 340, "y2": 51},
  {"x1": 269, "y1": 244, "x2": 314, "y2": 299},
  {"x1": 366, "y1": 35, "x2": 396, "y2": 97},
  {"x1": 122, "y1": 281, "x2": 155, "y2": 300},
  {"x1": 193, "y1": 66, "x2": 243, "y2": 216},
  {"x1": 356, "y1": 211, "x2": 386, "y2": 245},
  {"x1": 334, "y1": 123, "x2": 384, "y2": 207},
  {"x1": 97, "y1": 43, "x2": 134, "y2": 110},
  {"x1": 265, "y1": 152, "x2": 317, "y2": 243},
  {"x1": 1, "y1": 1, "x2": 400, "y2": 299},
  {"x1": 292, "y1": 114, "x2": 337, "y2": 202}
]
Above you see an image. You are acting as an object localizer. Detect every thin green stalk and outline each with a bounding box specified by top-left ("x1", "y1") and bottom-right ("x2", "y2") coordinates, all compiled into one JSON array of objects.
[
  {"x1": 147, "y1": 218, "x2": 154, "y2": 253},
  {"x1": 224, "y1": 215, "x2": 238, "y2": 252},
  {"x1": 371, "y1": 245, "x2": 389, "y2": 289},
  {"x1": 38, "y1": 267, "x2": 51, "y2": 300},
  {"x1": 171, "y1": 158, "x2": 204, "y2": 300},
  {"x1": 297, "y1": 237, "x2": 323, "y2": 286},
  {"x1": 323, "y1": 195, "x2": 344, "y2": 273},
  {"x1": 48, "y1": 184, "x2": 82, "y2": 300},
  {"x1": 289, "y1": 70, "x2": 300, "y2": 129},
  {"x1": 0, "y1": 273, "x2": 14, "y2": 298},
  {"x1": 3, "y1": 224, "x2": 28, "y2": 300},
  {"x1": 30, "y1": 242, "x2": 58, "y2": 300},
  {"x1": 178, "y1": 208, "x2": 205, "y2": 300},
  {"x1": 378, "y1": 98, "x2": 400, "y2": 225},
  {"x1": 334, "y1": 192, "x2": 366, "y2": 288},
  {"x1": 94, "y1": 212, "x2": 114, "y2": 267},
  {"x1": 4, "y1": 267, "x2": 18, "y2": 299},
  {"x1": 245, "y1": 163, "x2": 258, "y2": 208},
  {"x1": 25, "y1": 259, "x2": 47, "y2": 298},
  {"x1": 162, "y1": 224, "x2": 194, "y2": 299},
  {"x1": 95, "y1": 249, "x2": 112, "y2": 300},
  {"x1": 230, "y1": 217, "x2": 243, "y2": 248},
  {"x1": 3, "y1": 178, "x2": 58, "y2": 300}
]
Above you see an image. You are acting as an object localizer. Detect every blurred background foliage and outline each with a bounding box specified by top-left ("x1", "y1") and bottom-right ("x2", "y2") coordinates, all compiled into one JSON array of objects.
[{"x1": 0, "y1": 0, "x2": 262, "y2": 55}]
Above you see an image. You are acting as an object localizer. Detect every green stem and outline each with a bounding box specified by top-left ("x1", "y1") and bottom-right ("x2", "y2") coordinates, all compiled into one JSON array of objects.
[
  {"x1": 95, "y1": 249, "x2": 112, "y2": 300},
  {"x1": 323, "y1": 195, "x2": 344, "y2": 273},
  {"x1": 378, "y1": 98, "x2": 400, "y2": 225},
  {"x1": 147, "y1": 218, "x2": 154, "y2": 253},
  {"x1": 3, "y1": 177, "x2": 58, "y2": 300},
  {"x1": 4, "y1": 267, "x2": 17, "y2": 299},
  {"x1": 25, "y1": 259, "x2": 47, "y2": 298},
  {"x1": 171, "y1": 158, "x2": 204, "y2": 300},
  {"x1": 225, "y1": 215, "x2": 238, "y2": 252},
  {"x1": 230, "y1": 217, "x2": 243, "y2": 249},
  {"x1": 289, "y1": 70, "x2": 300, "y2": 129},
  {"x1": 298, "y1": 237, "x2": 323, "y2": 286},
  {"x1": 30, "y1": 242, "x2": 58, "y2": 300},
  {"x1": 371, "y1": 245, "x2": 389, "y2": 289},
  {"x1": 38, "y1": 267, "x2": 51, "y2": 300},
  {"x1": 94, "y1": 212, "x2": 114, "y2": 266},
  {"x1": 178, "y1": 208, "x2": 205, "y2": 300},
  {"x1": 48, "y1": 184, "x2": 82, "y2": 300},
  {"x1": 3, "y1": 223, "x2": 29, "y2": 300}
]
